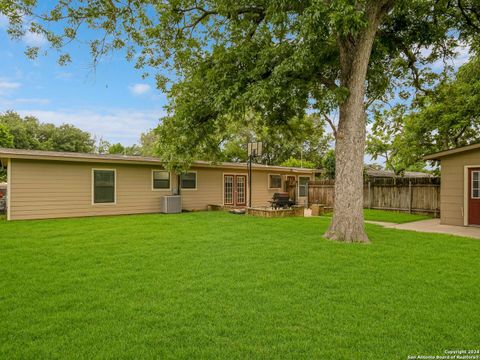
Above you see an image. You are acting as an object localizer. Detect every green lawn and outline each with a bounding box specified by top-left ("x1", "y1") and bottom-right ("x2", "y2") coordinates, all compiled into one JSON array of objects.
[
  {"x1": 325, "y1": 209, "x2": 432, "y2": 224},
  {"x1": 1, "y1": 212, "x2": 478, "y2": 359}
]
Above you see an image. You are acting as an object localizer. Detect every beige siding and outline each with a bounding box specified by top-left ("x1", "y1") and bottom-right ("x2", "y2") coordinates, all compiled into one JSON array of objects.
[
  {"x1": 9, "y1": 159, "x2": 314, "y2": 220},
  {"x1": 181, "y1": 168, "x2": 223, "y2": 210},
  {"x1": 440, "y1": 150, "x2": 480, "y2": 226},
  {"x1": 10, "y1": 159, "x2": 172, "y2": 220},
  {"x1": 250, "y1": 172, "x2": 312, "y2": 207},
  {"x1": 181, "y1": 168, "x2": 313, "y2": 210}
]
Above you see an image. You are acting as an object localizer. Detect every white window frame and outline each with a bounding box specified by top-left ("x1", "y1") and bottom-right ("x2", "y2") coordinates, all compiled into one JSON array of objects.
[
  {"x1": 268, "y1": 173, "x2": 282, "y2": 189},
  {"x1": 180, "y1": 171, "x2": 197, "y2": 191},
  {"x1": 298, "y1": 176, "x2": 310, "y2": 197},
  {"x1": 92, "y1": 168, "x2": 117, "y2": 205},
  {"x1": 151, "y1": 169, "x2": 171, "y2": 191},
  {"x1": 471, "y1": 170, "x2": 480, "y2": 199}
]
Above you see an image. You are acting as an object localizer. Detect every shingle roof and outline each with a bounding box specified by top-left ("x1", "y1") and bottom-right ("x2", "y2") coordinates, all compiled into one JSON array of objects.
[{"x1": 365, "y1": 168, "x2": 433, "y2": 178}]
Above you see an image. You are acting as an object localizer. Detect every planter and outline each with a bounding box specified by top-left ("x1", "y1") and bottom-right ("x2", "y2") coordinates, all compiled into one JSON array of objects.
[
  {"x1": 310, "y1": 204, "x2": 325, "y2": 216},
  {"x1": 246, "y1": 207, "x2": 304, "y2": 218}
]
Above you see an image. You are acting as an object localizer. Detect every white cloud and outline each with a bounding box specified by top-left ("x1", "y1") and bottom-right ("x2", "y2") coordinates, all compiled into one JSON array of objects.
[
  {"x1": 451, "y1": 44, "x2": 471, "y2": 68},
  {"x1": 0, "y1": 80, "x2": 21, "y2": 95},
  {"x1": 23, "y1": 31, "x2": 47, "y2": 47},
  {"x1": 0, "y1": 97, "x2": 50, "y2": 110},
  {"x1": 420, "y1": 43, "x2": 471, "y2": 73},
  {"x1": 14, "y1": 98, "x2": 50, "y2": 105},
  {"x1": 129, "y1": 83, "x2": 151, "y2": 96},
  {"x1": 16, "y1": 107, "x2": 165, "y2": 145},
  {"x1": 55, "y1": 71, "x2": 73, "y2": 80}
]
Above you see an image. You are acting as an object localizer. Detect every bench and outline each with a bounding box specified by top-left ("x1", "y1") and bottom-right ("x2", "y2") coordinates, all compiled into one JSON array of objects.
[{"x1": 269, "y1": 192, "x2": 295, "y2": 209}]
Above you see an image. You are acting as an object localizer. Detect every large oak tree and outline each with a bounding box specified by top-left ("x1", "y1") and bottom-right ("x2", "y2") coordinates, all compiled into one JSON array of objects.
[{"x1": 2, "y1": 0, "x2": 479, "y2": 242}]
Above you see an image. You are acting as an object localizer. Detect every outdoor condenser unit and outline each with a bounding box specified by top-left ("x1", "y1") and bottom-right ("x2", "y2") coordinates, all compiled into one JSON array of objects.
[{"x1": 161, "y1": 195, "x2": 182, "y2": 214}]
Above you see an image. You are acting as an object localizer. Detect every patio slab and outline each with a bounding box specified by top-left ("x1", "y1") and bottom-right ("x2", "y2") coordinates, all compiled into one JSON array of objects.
[{"x1": 368, "y1": 218, "x2": 480, "y2": 239}]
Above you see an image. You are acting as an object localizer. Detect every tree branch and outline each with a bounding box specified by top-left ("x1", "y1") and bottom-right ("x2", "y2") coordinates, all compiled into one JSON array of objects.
[
  {"x1": 457, "y1": 0, "x2": 480, "y2": 32},
  {"x1": 402, "y1": 46, "x2": 433, "y2": 94},
  {"x1": 453, "y1": 123, "x2": 469, "y2": 146},
  {"x1": 323, "y1": 113, "x2": 337, "y2": 139},
  {"x1": 174, "y1": 6, "x2": 266, "y2": 38}
]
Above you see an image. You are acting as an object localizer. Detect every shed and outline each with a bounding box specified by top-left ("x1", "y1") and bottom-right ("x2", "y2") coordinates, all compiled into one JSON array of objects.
[{"x1": 425, "y1": 143, "x2": 480, "y2": 226}]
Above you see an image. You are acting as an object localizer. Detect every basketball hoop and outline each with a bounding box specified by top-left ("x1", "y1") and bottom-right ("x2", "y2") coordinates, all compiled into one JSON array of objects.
[{"x1": 247, "y1": 142, "x2": 263, "y2": 158}]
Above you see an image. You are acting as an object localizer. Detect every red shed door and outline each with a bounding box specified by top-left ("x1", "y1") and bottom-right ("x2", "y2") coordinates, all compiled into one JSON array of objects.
[{"x1": 468, "y1": 168, "x2": 480, "y2": 225}]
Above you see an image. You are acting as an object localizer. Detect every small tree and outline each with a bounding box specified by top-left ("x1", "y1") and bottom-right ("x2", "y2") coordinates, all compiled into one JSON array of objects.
[
  {"x1": 0, "y1": 124, "x2": 13, "y2": 182},
  {"x1": 0, "y1": 124, "x2": 14, "y2": 148},
  {"x1": 321, "y1": 150, "x2": 336, "y2": 180},
  {"x1": 280, "y1": 158, "x2": 316, "y2": 169}
]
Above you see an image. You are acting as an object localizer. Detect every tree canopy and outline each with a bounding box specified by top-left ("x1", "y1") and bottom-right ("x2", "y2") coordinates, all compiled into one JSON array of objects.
[
  {"x1": 154, "y1": 112, "x2": 331, "y2": 169},
  {"x1": 367, "y1": 55, "x2": 480, "y2": 174},
  {"x1": 2, "y1": 1, "x2": 478, "y2": 165},
  {"x1": 0, "y1": 111, "x2": 95, "y2": 153}
]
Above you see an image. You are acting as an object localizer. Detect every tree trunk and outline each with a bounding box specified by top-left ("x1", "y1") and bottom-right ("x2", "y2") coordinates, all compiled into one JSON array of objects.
[{"x1": 324, "y1": 2, "x2": 392, "y2": 243}]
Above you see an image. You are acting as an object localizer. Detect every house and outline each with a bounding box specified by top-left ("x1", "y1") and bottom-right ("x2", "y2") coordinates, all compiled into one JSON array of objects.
[
  {"x1": 424, "y1": 143, "x2": 480, "y2": 226},
  {"x1": 0, "y1": 148, "x2": 316, "y2": 220}
]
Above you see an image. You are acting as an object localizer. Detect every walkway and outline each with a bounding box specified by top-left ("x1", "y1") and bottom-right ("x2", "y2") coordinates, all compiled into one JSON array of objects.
[{"x1": 366, "y1": 218, "x2": 480, "y2": 239}]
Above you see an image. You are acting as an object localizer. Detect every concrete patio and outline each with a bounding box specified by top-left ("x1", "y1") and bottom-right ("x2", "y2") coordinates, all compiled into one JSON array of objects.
[{"x1": 367, "y1": 218, "x2": 480, "y2": 239}]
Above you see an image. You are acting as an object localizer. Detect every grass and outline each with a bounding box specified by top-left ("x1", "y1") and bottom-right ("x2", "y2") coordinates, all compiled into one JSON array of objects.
[
  {"x1": 324, "y1": 209, "x2": 432, "y2": 224},
  {"x1": 0, "y1": 212, "x2": 478, "y2": 359}
]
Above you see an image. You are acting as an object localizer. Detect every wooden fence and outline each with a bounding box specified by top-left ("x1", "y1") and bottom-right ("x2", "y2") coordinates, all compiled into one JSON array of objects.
[{"x1": 308, "y1": 177, "x2": 441, "y2": 216}]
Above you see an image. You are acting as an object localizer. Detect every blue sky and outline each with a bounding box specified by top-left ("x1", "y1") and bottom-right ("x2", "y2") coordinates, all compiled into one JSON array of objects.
[{"x1": 0, "y1": 15, "x2": 167, "y2": 146}]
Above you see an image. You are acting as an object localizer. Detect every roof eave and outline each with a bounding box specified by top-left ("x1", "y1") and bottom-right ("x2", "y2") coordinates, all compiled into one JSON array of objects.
[
  {"x1": 423, "y1": 143, "x2": 480, "y2": 161},
  {"x1": 191, "y1": 161, "x2": 318, "y2": 173},
  {"x1": 4, "y1": 153, "x2": 164, "y2": 166},
  {"x1": 423, "y1": 155, "x2": 441, "y2": 161}
]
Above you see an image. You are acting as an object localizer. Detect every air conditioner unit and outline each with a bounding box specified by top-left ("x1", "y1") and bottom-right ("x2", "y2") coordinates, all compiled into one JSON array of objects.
[{"x1": 161, "y1": 195, "x2": 182, "y2": 214}]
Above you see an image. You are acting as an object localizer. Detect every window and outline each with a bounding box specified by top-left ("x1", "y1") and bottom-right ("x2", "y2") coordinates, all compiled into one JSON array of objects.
[
  {"x1": 93, "y1": 169, "x2": 115, "y2": 204},
  {"x1": 269, "y1": 174, "x2": 282, "y2": 189},
  {"x1": 181, "y1": 172, "x2": 197, "y2": 189},
  {"x1": 472, "y1": 171, "x2": 480, "y2": 199},
  {"x1": 299, "y1": 177, "x2": 309, "y2": 197},
  {"x1": 152, "y1": 170, "x2": 170, "y2": 190}
]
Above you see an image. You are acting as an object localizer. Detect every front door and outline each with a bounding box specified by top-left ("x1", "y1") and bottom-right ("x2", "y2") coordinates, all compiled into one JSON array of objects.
[
  {"x1": 468, "y1": 168, "x2": 480, "y2": 225},
  {"x1": 224, "y1": 175, "x2": 247, "y2": 206}
]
